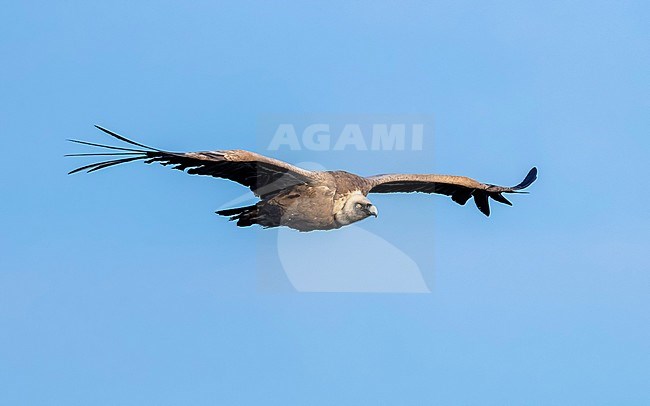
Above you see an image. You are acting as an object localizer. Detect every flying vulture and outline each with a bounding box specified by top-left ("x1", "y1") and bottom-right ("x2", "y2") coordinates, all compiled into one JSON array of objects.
[{"x1": 68, "y1": 126, "x2": 537, "y2": 232}]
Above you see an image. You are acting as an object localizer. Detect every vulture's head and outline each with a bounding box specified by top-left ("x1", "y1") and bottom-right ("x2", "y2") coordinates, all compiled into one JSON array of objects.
[{"x1": 336, "y1": 193, "x2": 378, "y2": 226}]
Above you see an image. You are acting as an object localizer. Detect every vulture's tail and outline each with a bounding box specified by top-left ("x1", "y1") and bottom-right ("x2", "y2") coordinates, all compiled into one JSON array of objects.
[
  {"x1": 216, "y1": 205, "x2": 259, "y2": 227},
  {"x1": 216, "y1": 204, "x2": 282, "y2": 229}
]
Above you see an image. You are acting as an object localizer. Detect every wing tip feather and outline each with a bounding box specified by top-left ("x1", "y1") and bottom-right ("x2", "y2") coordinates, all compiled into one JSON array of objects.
[{"x1": 513, "y1": 167, "x2": 537, "y2": 190}]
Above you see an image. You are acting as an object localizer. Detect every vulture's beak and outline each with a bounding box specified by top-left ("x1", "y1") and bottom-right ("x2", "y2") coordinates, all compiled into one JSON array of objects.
[{"x1": 367, "y1": 205, "x2": 378, "y2": 217}]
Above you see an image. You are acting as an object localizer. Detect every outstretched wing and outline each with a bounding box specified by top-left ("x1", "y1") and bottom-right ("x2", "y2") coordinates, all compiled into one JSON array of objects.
[
  {"x1": 68, "y1": 126, "x2": 317, "y2": 197},
  {"x1": 367, "y1": 167, "x2": 537, "y2": 216}
]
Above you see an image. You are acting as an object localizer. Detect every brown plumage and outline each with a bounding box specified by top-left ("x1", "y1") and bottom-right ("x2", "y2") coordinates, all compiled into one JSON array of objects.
[{"x1": 68, "y1": 126, "x2": 538, "y2": 231}]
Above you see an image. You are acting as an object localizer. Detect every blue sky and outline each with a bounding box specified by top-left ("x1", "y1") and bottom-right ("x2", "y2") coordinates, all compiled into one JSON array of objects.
[{"x1": 1, "y1": 1, "x2": 649, "y2": 404}]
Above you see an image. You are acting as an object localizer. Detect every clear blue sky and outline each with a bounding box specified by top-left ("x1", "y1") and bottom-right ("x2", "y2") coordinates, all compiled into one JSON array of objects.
[{"x1": 1, "y1": 1, "x2": 649, "y2": 404}]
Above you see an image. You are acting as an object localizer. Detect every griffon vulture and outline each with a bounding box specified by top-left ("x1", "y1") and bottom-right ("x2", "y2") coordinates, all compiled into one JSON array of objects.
[{"x1": 68, "y1": 126, "x2": 537, "y2": 232}]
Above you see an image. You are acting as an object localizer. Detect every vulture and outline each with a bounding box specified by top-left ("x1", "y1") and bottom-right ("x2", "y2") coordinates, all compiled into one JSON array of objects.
[{"x1": 68, "y1": 126, "x2": 538, "y2": 232}]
